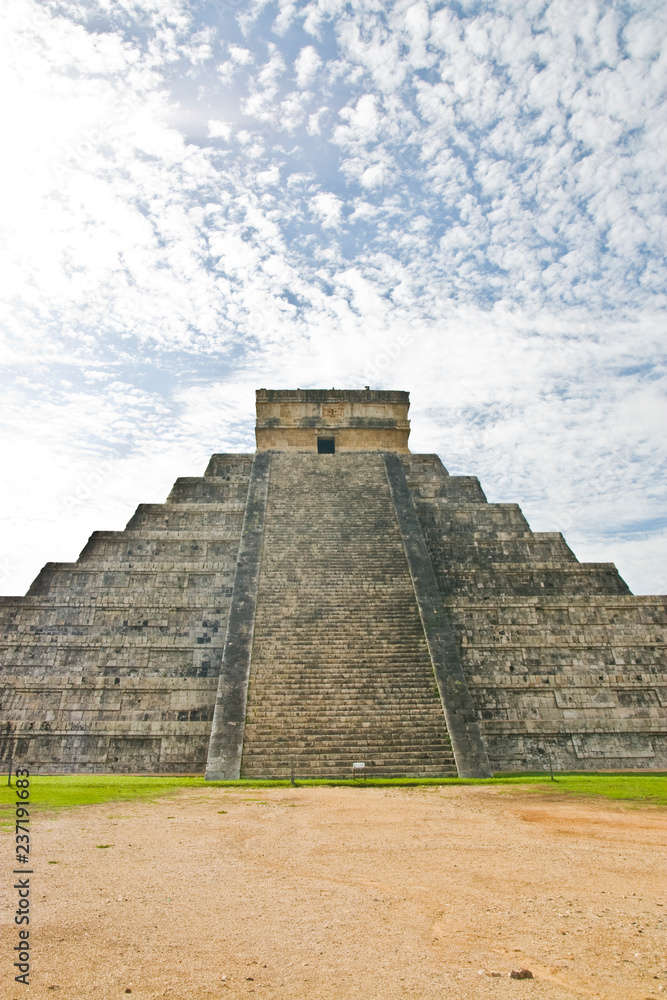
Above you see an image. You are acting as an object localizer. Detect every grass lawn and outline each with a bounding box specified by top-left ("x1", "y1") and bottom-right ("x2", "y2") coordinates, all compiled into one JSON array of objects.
[{"x1": 0, "y1": 772, "x2": 666, "y2": 824}]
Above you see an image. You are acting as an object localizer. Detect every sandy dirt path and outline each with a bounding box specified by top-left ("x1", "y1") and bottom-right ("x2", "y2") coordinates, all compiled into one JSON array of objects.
[{"x1": 2, "y1": 784, "x2": 665, "y2": 999}]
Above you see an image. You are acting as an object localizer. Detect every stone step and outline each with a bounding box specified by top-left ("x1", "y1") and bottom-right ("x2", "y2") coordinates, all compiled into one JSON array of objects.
[
  {"x1": 27, "y1": 566, "x2": 235, "y2": 597},
  {"x1": 244, "y1": 732, "x2": 452, "y2": 743},
  {"x1": 166, "y1": 478, "x2": 250, "y2": 503},
  {"x1": 203, "y1": 453, "x2": 254, "y2": 478},
  {"x1": 242, "y1": 754, "x2": 457, "y2": 777},
  {"x1": 431, "y1": 562, "x2": 630, "y2": 597},
  {"x1": 79, "y1": 532, "x2": 243, "y2": 558},
  {"x1": 244, "y1": 720, "x2": 451, "y2": 733},
  {"x1": 125, "y1": 502, "x2": 246, "y2": 531},
  {"x1": 245, "y1": 704, "x2": 447, "y2": 715},
  {"x1": 243, "y1": 766, "x2": 458, "y2": 778}
]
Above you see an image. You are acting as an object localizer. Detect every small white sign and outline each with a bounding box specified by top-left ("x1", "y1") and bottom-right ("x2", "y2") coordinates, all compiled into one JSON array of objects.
[{"x1": 352, "y1": 762, "x2": 365, "y2": 769}]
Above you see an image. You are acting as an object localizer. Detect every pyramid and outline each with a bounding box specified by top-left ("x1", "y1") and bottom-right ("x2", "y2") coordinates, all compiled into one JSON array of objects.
[{"x1": 1, "y1": 389, "x2": 665, "y2": 777}]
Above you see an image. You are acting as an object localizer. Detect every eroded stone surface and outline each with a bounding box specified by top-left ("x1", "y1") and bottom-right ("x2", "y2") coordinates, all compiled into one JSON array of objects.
[
  {"x1": 0, "y1": 455, "x2": 253, "y2": 772},
  {"x1": 401, "y1": 452, "x2": 667, "y2": 771}
]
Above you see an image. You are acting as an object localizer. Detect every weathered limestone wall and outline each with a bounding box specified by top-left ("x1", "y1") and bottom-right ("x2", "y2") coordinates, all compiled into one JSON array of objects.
[
  {"x1": 401, "y1": 454, "x2": 667, "y2": 771},
  {"x1": 0, "y1": 455, "x2": 253, "y2": 773},
  {"x1": 255, "y1": 388, "x2": 411, "y2": 452}
]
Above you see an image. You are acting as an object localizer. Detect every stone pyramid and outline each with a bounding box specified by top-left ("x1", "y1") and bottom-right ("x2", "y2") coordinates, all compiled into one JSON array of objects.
[{"x1": 1, "y1": 389, "x2": 665, "y2": 777}]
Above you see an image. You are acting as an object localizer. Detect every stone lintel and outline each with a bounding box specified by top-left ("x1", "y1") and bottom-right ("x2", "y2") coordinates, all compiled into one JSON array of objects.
[{"x1": 257, "y1": 388, "x2": 409, "y2": 404}]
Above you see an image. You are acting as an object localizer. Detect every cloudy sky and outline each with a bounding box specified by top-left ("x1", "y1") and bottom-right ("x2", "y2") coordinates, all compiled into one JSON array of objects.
[{"x1": 1, "y1": 0, "x2": 665, "y2": 595}]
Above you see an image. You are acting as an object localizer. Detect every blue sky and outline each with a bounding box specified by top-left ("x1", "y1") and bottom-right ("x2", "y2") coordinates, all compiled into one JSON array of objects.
[{"x1": 1, "y1": 0, "x2": 665, "y2": 595}]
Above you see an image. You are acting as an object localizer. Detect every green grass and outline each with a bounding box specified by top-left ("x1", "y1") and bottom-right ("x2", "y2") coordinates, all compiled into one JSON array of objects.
[
  {"x1": 0, "y1": 772, "x2": 665, "y2": 821},
  {"x1": 0, "y1": 774, "x2": 206, "y2": 816},
  {"x1": 515, "y1": 772, "x2": 667, "y2": 806}
]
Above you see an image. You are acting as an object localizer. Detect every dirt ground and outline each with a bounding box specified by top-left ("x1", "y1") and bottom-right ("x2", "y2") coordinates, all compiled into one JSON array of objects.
[{"x1": 3, "y1": 784, "x2": 665, "y2": 999}]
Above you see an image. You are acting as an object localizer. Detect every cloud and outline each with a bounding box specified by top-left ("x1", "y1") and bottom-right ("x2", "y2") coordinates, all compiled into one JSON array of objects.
[
  {"x1": 208, "y1": 119, "x2": 232, "y2": 139},
  {"x1": 0, "y1": 0, "x2": 665, "y2": 596},
  {"x1": 294, "y1": 44, "x2": 321, "y2": 87},
  {"x1": 309, "y1": 191, "x2": 344, "y2": 228}
]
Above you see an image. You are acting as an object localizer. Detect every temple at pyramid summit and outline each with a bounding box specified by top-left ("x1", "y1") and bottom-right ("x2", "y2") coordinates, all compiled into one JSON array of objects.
[{"x1": 1, "y1": 388, "x2": 665, "y2": 777}]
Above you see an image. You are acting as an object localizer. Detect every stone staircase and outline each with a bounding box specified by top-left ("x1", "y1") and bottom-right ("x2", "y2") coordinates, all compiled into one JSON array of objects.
[{"x1": 240, "y1": 453, "x2": 455, "y2": 778}]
